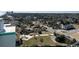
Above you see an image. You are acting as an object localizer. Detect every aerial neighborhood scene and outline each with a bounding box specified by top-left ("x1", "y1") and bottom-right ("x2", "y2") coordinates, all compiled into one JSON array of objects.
[{"x1": 0, "y1": 11, "x2": 79, "y2": 47}]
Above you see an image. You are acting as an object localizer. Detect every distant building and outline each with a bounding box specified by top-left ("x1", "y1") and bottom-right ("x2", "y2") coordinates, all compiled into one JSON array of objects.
[
  {"x1": 63, "y1": 24, "x2": 75, "y2": 30},
  {"x1": 7, "y1": 15, "x2": 15, "y2": 25},
  {"x1": 0, "y1": 18, "x2": 16, "y2": 47},
  {"x1": 60, "y1": 23, "x2": 75, "y2": 30}
]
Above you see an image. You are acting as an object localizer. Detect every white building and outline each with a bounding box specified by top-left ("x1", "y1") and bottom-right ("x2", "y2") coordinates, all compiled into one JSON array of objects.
[{"x1": 0, "y1": 18, "x2": 16, "y2": 47}]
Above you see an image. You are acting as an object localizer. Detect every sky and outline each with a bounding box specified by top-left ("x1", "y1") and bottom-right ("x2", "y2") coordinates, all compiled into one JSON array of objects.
[
  {"x1": 0, "y1": 0, "x2": 79, "y2": 11},
  {"x1": 0, "y1": 0, "x2": 79, "y2": 16}
]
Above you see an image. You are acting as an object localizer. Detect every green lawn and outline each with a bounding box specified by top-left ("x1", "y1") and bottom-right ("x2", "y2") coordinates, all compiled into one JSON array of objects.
[
  {"x1": 21, "y1": 36, "x2": 56, "y2": 47},
  {"x1": 73, "y1": 24, "x2": 79, "y2": 29}
]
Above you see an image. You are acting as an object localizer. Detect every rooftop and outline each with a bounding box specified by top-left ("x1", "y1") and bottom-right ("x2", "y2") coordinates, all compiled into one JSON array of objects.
[
  {"x1": 4, "y1": 24, "x2": 15, "y2": 32},
  {"x1": 0, "y1": 24, "x2": 15, "y2": 36}
]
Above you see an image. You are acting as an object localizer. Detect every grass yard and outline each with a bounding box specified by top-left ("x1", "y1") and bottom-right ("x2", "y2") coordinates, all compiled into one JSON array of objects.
[
  {"x1": 21, "y1": 36, "x2": 56, "y2": 47},
  {"x1": 73, "y1": 24, "x2": 79, "y2": 29},
  {"x1": 42, "y1": 31, "x2": 52, "y2": 34}
]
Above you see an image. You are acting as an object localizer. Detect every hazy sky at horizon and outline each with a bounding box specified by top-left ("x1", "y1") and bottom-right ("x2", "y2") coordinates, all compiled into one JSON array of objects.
[
  {"x1": 1, "y1": 11, "x2": 79, "y2": 16},
  {"x1": 0, "y1": 0, "x2": 79, "y2": 11},
  {"x1": 0, "y1": 0, "x2": 79, "y2": 16}
]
